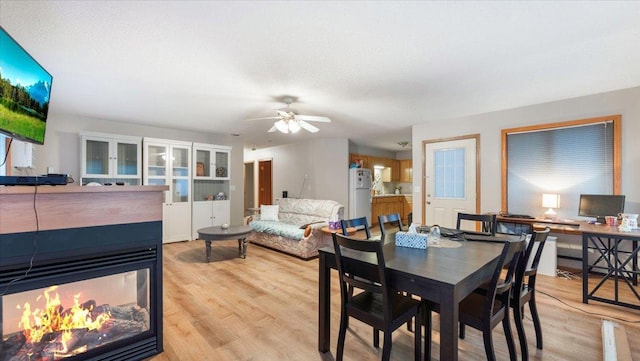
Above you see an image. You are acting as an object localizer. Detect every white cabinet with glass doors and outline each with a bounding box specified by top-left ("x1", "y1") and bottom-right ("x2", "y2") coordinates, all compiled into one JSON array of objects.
[
  {"x1": 143, "y1": 138, "x2": 192, "y2": 243},
  {"x1": 191, "y1": 143, "x2": 231, "y2": 239},
  {"x1": 80, "y1": 131, "x2": 141, "y2": 185},
  {"x1": 192, "y1": 143, "x2": 230, "y2": 180}
]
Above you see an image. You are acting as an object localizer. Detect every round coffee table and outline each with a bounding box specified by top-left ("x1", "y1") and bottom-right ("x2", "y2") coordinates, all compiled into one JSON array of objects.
[{"x1": 197, "y1": 225, "x2": 252, "y2": 262}]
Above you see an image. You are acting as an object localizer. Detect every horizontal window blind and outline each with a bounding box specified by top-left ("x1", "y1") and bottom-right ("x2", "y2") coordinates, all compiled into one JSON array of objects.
[{"x1": 507, "y1": 122, "x2": 613, "y2": 218}]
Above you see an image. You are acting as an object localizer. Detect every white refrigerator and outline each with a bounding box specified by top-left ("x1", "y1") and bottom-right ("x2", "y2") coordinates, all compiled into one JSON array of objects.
[{"x1": 348, "y1": 168, "x2": 372, "y2": 225}]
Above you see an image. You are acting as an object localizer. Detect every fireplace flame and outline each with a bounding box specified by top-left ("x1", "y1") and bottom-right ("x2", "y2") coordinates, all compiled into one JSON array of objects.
[{"x1": 17, "y1": 285, "x2": 111, "y2": 347}]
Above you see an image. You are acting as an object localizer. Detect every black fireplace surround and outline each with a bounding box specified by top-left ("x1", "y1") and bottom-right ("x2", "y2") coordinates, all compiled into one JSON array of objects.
[{"x1": 0, "y1": 221, "x2": 163, "y2": 361}]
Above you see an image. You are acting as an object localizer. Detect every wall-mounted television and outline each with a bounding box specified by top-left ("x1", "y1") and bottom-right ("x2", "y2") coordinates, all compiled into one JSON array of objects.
[
  {"x1": 578, "y1": 194, "x2": 626, "y2": 224},
  {"x1": 0, "y1": 26, "x2": 53, "y2": 145}
]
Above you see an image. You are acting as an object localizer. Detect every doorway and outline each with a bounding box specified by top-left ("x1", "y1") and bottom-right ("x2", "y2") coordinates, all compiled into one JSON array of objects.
[
  {"x1": 423, "y1": 134, "x2": 480, "y2": 228},
  {"x1": 258, "y1": 159, "x2": 273, "y2": 206},
  {"x1": 244, "y1": 162, "x2": 255, "y2": 216}
]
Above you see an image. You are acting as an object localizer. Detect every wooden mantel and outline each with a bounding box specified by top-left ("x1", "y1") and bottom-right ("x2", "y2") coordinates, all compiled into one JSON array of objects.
[{"x1": 0, "y1": 185, "x2": 168, "y2": 234}]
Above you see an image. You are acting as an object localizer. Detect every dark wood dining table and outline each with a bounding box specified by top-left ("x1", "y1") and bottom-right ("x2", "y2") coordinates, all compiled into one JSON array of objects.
[{"x1": 318, "y1": 233, "x2": 507, "y2": 361}]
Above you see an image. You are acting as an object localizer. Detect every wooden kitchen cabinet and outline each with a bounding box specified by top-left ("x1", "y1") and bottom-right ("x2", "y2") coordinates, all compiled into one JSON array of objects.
[
  {"x1": 371, "y1": 196, "x2": 405, "y2": 226},
  {"x1": 350, "y1": 153, "x2": 370, "y2": 169},
  {"x1": 399, "y1": 159, "x2": 413, "y2": 183},
  {"x1": 402, "y1": 195, "x2": 413, "y2": 224}
]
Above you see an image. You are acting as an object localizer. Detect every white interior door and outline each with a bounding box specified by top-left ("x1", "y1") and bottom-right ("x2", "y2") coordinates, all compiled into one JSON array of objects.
[{"x1": 424, "y1": 137, "x2": 478, "y2": 228}]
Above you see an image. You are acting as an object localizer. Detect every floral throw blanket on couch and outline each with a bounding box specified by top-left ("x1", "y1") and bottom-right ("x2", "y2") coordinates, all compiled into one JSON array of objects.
[{"x1": 250, "y1": 198, "x2": 339, "y2": 240}]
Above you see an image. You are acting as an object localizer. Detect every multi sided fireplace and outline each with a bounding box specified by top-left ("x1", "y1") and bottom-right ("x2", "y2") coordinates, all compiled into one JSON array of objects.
[{"x1": 0, "y1": 186, "x2": 165, "y2": 361}]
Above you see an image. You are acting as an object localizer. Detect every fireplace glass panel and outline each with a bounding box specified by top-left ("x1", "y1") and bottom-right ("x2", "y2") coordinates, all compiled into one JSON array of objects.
[{"x1": 2, "y1": 270, "x2": 150, "y2": 361}]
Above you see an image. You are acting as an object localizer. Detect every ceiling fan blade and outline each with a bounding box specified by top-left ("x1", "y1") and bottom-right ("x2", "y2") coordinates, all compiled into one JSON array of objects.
[
  {"x1": 298, "y1": 120, "x2": 319, "y2": 133},
  {"x1": 268, "y1": 125, "x2": 277, "y2": 132},
  {"x1": 246, "y1": 116, "x2": 281, "y2": 121},
  {"x1": 295, "y1": 115, "x2": 331, "y2": 123}
]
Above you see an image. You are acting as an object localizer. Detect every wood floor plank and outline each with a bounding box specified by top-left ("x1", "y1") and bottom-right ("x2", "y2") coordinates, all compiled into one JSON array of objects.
[{"x1": 147, "y1": 240, "x2": 640, "y2": 361}]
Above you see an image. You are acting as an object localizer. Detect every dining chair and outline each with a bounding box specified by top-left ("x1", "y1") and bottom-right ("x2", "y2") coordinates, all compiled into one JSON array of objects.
[
  {"x1": 341, "y1": 217, "x2": 372, "y2": 239},
  {"x1": 331, "y1": 232, "x2": 423, "y2": 361},
  {"x1": 377, "y1": 213, "x2": 404, "y2": 239},
  {"x1": 456, "y1": 212, "x2": 497, "y2": 236},
  {"x1": 425, "y1": 239, "x2": 524, "y2": 361},
  {"x1": 512, "y1": 227, "x2": 551, "y2": 361},
  {"x1": 377, "y1": 212, "x2": 415, "y2": 331}
]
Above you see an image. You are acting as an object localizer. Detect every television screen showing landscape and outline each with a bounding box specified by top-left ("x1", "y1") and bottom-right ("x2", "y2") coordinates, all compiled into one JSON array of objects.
[{"x1": 0, "y1": 27, "x2": 52, "y2": 144}]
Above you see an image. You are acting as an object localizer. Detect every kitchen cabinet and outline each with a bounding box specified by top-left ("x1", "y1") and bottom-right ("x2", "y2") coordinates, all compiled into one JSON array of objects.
[
  {"x1": 350, "y1": 153, "x2": 370, "y2": 169},
  {"x1": 192, "y1": 200, "x2": 231, "y2": 239},
  {"x1": 80, "y1": 131, "x2": 141, "y2": 185},
  {"x1": 350, "y1": 153, "x2": 400, "y2": 181},
  {"x1": 371, "y1": 196, "x2": 405, "y2": 226},
  {"x1": 372, "y1": 195, "x2": 413, "y2": 226},
  {"x1": 143, "y1": 138, "x2": 192, "y2": 243},
  {"x1": 399, "y1": 159, "x2": 413, "y2": 183},
  {"x1": 402, "y1": 195, "x2": 413, "y2": 224},
  {"x1": 380, "y1": 160, "x2": 400, "y2": 182}
]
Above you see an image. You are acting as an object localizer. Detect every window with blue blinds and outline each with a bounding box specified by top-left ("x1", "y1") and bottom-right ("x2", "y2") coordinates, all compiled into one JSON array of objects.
[{"x1": 507, "y1": 121, "x2": 614, "y2": 218}]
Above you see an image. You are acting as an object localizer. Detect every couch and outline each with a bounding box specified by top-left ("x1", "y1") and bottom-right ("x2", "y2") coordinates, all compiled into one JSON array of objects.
[{"x1": 248, "y1": 198, "x2": 344, "y2": 260}]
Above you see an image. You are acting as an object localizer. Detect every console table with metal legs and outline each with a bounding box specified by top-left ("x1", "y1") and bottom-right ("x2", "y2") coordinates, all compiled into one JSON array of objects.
[{"x1": 581, "y1": 224, "x2": 640, "y2": 310}]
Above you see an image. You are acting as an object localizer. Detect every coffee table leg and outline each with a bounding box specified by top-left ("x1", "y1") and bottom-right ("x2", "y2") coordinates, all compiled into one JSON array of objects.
[
  {"x1": 206, "y1": 240, "x2": 212, "y2": 263},
  {"x1": 238, "y1": 237, "x2": 247, "y2": 259}
]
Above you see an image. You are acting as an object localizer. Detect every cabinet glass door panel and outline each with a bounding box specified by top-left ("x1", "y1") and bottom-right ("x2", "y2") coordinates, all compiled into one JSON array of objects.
[
  {"x1": 195, "y1": 149, "x2": 211, "y2": 177},
  {"x1": 172, "y1": 147, "x2": 189, "y2": 177},
  {"x1": 214, "y1": 150, "x2": 229, "y2": 178},
  {"x1": 172, "y1": 179, "x2": 189, "y2": 203},
  {"x1": 85, "y1": 139, "x2": 109, "y2": 175},
  {"x1": 146, "y1": 145, "x2": 167, "y2": 176},
  {"x1": 116, "y1": 142, "x2": 139, "y2": 176}
]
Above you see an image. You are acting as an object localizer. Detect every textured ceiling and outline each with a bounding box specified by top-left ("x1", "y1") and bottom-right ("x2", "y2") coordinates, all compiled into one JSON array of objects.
[{"x1": 1, "y1": 1, "x2": 639, "y2": 151}]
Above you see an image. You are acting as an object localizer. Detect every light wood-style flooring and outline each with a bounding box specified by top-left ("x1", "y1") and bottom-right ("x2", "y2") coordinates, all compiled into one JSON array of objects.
[{"x1": 148, "y1": 239, "x2": 640, "y2": 361}]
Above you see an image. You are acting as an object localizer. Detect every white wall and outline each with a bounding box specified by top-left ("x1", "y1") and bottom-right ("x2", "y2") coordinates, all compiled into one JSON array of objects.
[
  {"x1": 18, "y1": 112, "x2": 247, "y2": 225},
  {"x1": 244, "y1": 138, "x2": 349, "y2": 210},
  {"x1": 411, "y1": 86, "x2": 640, "y2": 224}
]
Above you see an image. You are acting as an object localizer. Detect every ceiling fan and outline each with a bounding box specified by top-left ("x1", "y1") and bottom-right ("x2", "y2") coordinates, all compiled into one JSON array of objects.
[{"x1": 247, "y1": 97, "x2": 331, "y2": 134}]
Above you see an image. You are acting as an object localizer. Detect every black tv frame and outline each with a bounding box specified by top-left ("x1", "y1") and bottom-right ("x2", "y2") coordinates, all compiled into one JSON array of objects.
[{"x1": 578, "y1": 194, "x2": 626, "y2": 224}]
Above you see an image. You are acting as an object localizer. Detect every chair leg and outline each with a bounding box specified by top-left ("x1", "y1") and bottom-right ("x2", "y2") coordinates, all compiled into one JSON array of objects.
[
  {"x1": 482, "y1": 329, "x2": 496, "y2": 361},
  {"x1": 373, "y1": 328, "x2": 380, "y2": 348},
  {"x1": 336, "y1": 313, "x2": 348, "y2": 361},
  {"x1": 382, "y1": 328, "x2": 393, "y2": 361},
  {"x1": 529, "y1": 294, "x2": 544, "y2": 349},
  {"x1": 513, "y1": 304, "x2": 528, "y2": 361},
  {"x1": 406, "y1": 292, "x2": 413, "y2": 331},
  {"x1": 414, "y1": 311, "x2": 422, "y2": 361},
  {"x1": 425, "y1": 305, "x2": 432, "y2": 361},
  {"x1": 503, "y1": 309, "x2": 518, "y2": 361},
  {"x1": 459, "y1": 324, "x2": 466, "y2": 339}
]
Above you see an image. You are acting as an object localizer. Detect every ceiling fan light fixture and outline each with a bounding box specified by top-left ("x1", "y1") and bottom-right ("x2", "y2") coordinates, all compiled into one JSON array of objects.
[
  {"x1": 288, "y1": 120, "x2": 301, "y2": 133},
  {"x1": 274, "y1": 120, "x2": 289, "y2": 133}
]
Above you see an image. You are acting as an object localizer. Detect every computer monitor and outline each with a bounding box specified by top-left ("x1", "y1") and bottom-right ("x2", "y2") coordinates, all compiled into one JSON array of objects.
[{"x1": 578, "y1": 194, "x2": 625, "y2": 224}]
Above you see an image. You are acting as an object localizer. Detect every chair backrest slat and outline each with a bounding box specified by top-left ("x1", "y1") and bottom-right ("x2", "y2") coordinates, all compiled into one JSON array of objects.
[
  {"x1": 378, "y1": 213, "x2": 404, "y2": 238},
  {"x1": 456, "y1": 212, "x2": 497, "y2": 236},
  {"x1": 516, "y1": 227, "x2": 551, "y2": 290},
  {"x1": 332, "y1": 232, "x2": 389, "y2": 309},
  {"x1": 341, "y1": 217, "x2": 372, "y2": 239},
  {"x1": 485, "y1": 239, "x2": 525, "y2": 318}
]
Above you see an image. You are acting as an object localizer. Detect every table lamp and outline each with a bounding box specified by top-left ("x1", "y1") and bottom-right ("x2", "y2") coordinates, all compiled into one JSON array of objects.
[{"x1": 542, "y1": 193, "x2": 560, "y2": 219}]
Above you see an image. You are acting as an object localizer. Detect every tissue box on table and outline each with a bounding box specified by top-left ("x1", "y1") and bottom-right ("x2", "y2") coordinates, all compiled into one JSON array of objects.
[{"x1": 395, "y1": 231, "x2": 428, "y2": 249}]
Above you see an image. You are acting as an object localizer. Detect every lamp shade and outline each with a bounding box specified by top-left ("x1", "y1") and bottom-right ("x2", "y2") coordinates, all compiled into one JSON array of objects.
[
  {"x1": 542, "y1": 194, "x2": 560, "y2": 208},
  {"x1": 542, "y1": 193, "x2": 559, "y2": 219}
]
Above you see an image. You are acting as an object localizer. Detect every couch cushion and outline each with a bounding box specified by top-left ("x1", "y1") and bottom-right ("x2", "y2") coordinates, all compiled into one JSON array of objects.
[
  {"x1": 261, "y1": 205, "x2": 279, "y2": 221},
  {"x1": 249, "y1": 220, "x2": 305, "y2": 240}
]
